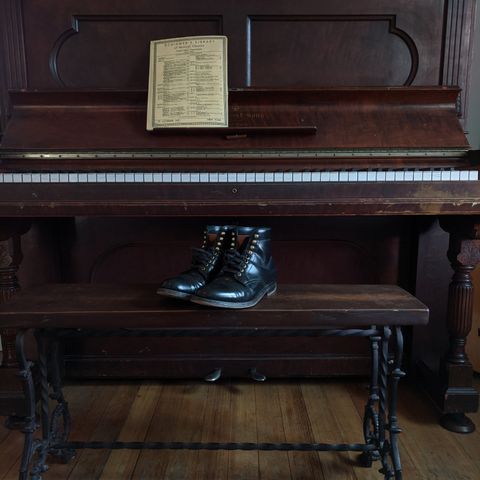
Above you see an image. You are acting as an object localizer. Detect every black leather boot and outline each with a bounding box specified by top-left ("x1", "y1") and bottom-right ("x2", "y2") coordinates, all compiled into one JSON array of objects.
[
  {"x1": 191, "y1": 227, "x2": 277, "y2": 309},
  {"x1": 157, "y1": 225, "x2": 234, "y2": 299}
]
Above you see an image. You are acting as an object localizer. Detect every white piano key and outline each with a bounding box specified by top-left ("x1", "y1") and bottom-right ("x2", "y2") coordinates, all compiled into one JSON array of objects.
[
  {"x1": 209, "y1": 173, "x2": 219, "y2": 182},
  {"x1": 469, "y1": 170, "x2": 478, "y2": 181},
  {"x1": 312, "y1": 172, "x2": 321, "y2": 182},
  {"x1": 339, "y1": 171, "x2": 348, "y2": 182},
  {"x1": 97, "y1": 173, "x2": 106, "y2": 183},
  {"x1": 284, "y1": 172, "x2": 293, "y2": 182},
  {"x1": 144, "y1": 173, "x2": 154, "y2": 183},
  {"x1": 191, "y1": 173, "x2": 200, "y2": 183},
  {"x1": 199, "y1": 173, "x2": 208, "y2": 183},
  {"x1": 255, "y1": 173, "x2": 265, "y2": 182},
  {"x1": 133, "y1": 173, "x2": 144, "y2": 182},
  {"x1": 320, "y1": 171, "x2": 330, "y2": 182},
  {"x1": 246, "y1": 173, "x2": 255, "y2": 182},
  {"x1": 423, "y1": 171, "x2": 432, "y2": 181},
  {"x1": 171, "y1": 173, "x2": 181, "y2": 182},
  {"x1": 106, "y1": 173, "x2": 116, "y2": 183},
  {"x1": 87, "y1": 173, "x2": 96, "y2": 183},
  {"x1": 367, "y1": 171, "x2": 376, "y2": 182},
  {"x1": 394, "y1": 171, "x2": 405, "y2": 182},
  {"x1": 4, "y1": 173, "x2": 13, "y2": 183},
  {"x1": 78, "y1": 173, "x2": 87, "y2": 183},
  {"x1": 125, "y1": 173, "x2": 135, "y2": 182},
  {"x1": 0, "y1": 174, "x2": 3, "y2": 183},
  {"x1": 237, "y1": 172, "x2": 247, "y2": 182},
  {"x1": 451, "y1": 170, "x2": 460, "y2": 181},
  {"x1": 329, "y1": 171, "x2": 339, "y2": 182},
  {"x1": 293, "y1": 172, "x2": 302, "y2": 182},
  {"x1": 404, "y1": 171, "x2": 414, "y2": 181},
  {"x1": 22, "y1": 173, "x2": 32, "y2": 183},
  {"x1": 265, "y1": 172, "x2": 274, "y2": 182},
  {"x1": 40, "y1": 173, "x2": 50, "y2": 183},
  {"x1": 180, "y1": 173, "x2": 190, "y2": 183},
  {"x1": 274, "y1": 172, "x2": 283, "y2": 182},
  {"x1": 413, "y1": 171, "x2": 423, "y2": 182},
  {"x1": 116, "y1": 173, "x2": 126, "y2": 183},
  {"x1": 302, "y1": 171, "x2": 312, "y2": 182},
  {"x1": 377, "y1": 171, "x2": 386, "y2": 182},
  {"x1": 227, "y1": 173, "x2": 236, "y2": 182},
  {"x1": 432, "y1": 170, "x2": 442, "y2": 181},
  {"x1": 358, "y1": 172, "x2": 367, "y2": 182},
  {"x1": 385, "y1": 171, "x2": 395, "y2": 182},
  {"x1": 348, "y1": 171, "x2": 358, "y2": 182},
  {"x1": 441, "y1": 170, "x2": 451, "y2": 181},
  {"x1": 68, "y1": 173, "x2": 78, "y2": 183},
  {"x1": 218, "y1": 173, "x2": 228, "y2": 182},
  {"x1": 460, "y1": 170, "x2": 470, "y2": 181}
]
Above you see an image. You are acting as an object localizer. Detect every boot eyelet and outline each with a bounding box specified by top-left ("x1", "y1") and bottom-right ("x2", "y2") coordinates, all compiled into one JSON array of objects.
[{"x1": 254, "y1": 234, "x2": 259, "y2": 239}]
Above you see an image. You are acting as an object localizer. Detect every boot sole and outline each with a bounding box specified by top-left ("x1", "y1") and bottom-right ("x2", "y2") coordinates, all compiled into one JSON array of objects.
[
  {"x1": 156, "y1": 288, "x2": 192, "y2": 300},
  {"x1": 190, "y1": 283, "x2": 277, "y2": 309}
]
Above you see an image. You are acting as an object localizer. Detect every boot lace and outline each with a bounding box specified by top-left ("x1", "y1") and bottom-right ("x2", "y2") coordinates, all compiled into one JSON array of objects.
[
  {"x1": 191, "y1": 247, "x2": 217, "y2": 270},
  {"x1": 223, "y1": 249, "x2": 247, "y2": 275}
]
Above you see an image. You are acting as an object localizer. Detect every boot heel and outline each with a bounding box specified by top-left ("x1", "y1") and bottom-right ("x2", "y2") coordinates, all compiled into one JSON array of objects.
[{"x1": 267, "y1": 283, "x2": 277, "y2": 296}]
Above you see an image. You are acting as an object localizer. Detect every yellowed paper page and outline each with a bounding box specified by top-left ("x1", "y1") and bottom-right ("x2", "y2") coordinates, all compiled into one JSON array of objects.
[{"x1": 147, "y1": 36, "x2": 228, "y2": 130}]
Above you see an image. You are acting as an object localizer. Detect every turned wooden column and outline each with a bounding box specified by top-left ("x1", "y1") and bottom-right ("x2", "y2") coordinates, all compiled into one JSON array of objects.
[
  {"x1": 439, "y1": 218, "x2": 480, "y2": 433},
  {"x1": 0, "y1": 238, "x2": 21, "y2": 367},
  {"x1": 0, "y1": 223, "x2": 30, "y2": 427}
]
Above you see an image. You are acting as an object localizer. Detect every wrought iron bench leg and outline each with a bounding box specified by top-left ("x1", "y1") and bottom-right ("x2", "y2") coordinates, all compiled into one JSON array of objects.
[
  {"x1": 16, "y1": 330, "x2": 75, "y2": 480},
  {"x1": 15, "y1": 331, "x2": 39, "y2": 480},
  {"x1": 359, "y1": 333, "x2": 381, "y2": 467},
  {"x1": 47, "y1": 334, "x2": 75, "y2": 462},
  {"x1": 388, "y1": 327, "x2": 405, "y2": 480},
  {"x1": 373, "y1": 325, "x2": 405, "y2": 480}
]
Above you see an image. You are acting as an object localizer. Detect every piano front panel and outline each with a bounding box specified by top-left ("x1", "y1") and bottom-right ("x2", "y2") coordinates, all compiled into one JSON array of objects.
[{"x1": 0, "y1": 176, "x2": 479, "y2": 217}]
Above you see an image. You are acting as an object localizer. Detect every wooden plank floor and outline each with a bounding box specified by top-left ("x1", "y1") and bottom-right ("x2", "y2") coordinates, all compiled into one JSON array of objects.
[{"x1": 1, "y1": 378, "x2": 480, "y2": 480}]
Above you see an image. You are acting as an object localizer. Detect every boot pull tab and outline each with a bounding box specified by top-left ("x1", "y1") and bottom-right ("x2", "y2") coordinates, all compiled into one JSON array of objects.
[
  {"x1": 204, "y1": 368, "x2": 222, "y2": 382},
  {"x1": 248, "y1": 368, "x2": 267, "y2": 382}
]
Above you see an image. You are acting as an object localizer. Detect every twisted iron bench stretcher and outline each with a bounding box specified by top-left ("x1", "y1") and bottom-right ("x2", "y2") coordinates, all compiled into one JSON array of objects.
[{"x1": 0, "y1": 283, "x2": 429, "y2": 480}]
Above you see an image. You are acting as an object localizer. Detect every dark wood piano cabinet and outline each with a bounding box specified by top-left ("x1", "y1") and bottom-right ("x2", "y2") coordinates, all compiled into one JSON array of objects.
[{"x1": 0, "y1": 0, "x2": 478, "y2": 434}]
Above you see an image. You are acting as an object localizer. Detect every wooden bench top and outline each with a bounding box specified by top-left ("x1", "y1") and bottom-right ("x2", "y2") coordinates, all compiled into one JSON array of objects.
[{"x1": 0, "y1": 284, "x2": 428, "y2": 330}]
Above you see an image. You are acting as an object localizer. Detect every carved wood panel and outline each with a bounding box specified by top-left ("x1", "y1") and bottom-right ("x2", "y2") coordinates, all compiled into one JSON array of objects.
[
  {"x1": 248, "y1": 15, "x2": 418, "y2": 87},
  {"x1": 51, "y1": 15, "x2": 223, "y2": 88}
]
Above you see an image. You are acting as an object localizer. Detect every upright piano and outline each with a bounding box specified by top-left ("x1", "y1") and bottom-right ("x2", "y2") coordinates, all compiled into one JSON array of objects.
[{"x1": 0, "y1": 86, "x2": 479, "y2": 433}]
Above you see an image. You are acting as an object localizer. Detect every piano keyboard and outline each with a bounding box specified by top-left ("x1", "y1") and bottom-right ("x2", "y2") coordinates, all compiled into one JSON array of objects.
[{"x1": 0, "y1": 169, "x2": 478, "y2": 184}]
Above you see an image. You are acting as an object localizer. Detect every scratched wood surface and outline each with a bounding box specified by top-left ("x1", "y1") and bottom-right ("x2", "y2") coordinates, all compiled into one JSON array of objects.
[{"x1": 1, "y1": 378, "x2": 480, "y2": 480}]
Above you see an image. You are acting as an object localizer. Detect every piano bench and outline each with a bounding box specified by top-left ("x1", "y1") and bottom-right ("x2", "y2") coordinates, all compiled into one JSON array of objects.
[{"x1": 0, "y1": 283, "x2": 428, "y2": 480}]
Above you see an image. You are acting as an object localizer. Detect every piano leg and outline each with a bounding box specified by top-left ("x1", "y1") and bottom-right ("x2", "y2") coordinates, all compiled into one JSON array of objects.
[
  {"x1": 437, "y1": 218, "x2": 480, "y2": 433},
  {"x1": 0, "y1": 224, "x2": 29, "y2": 428}
]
